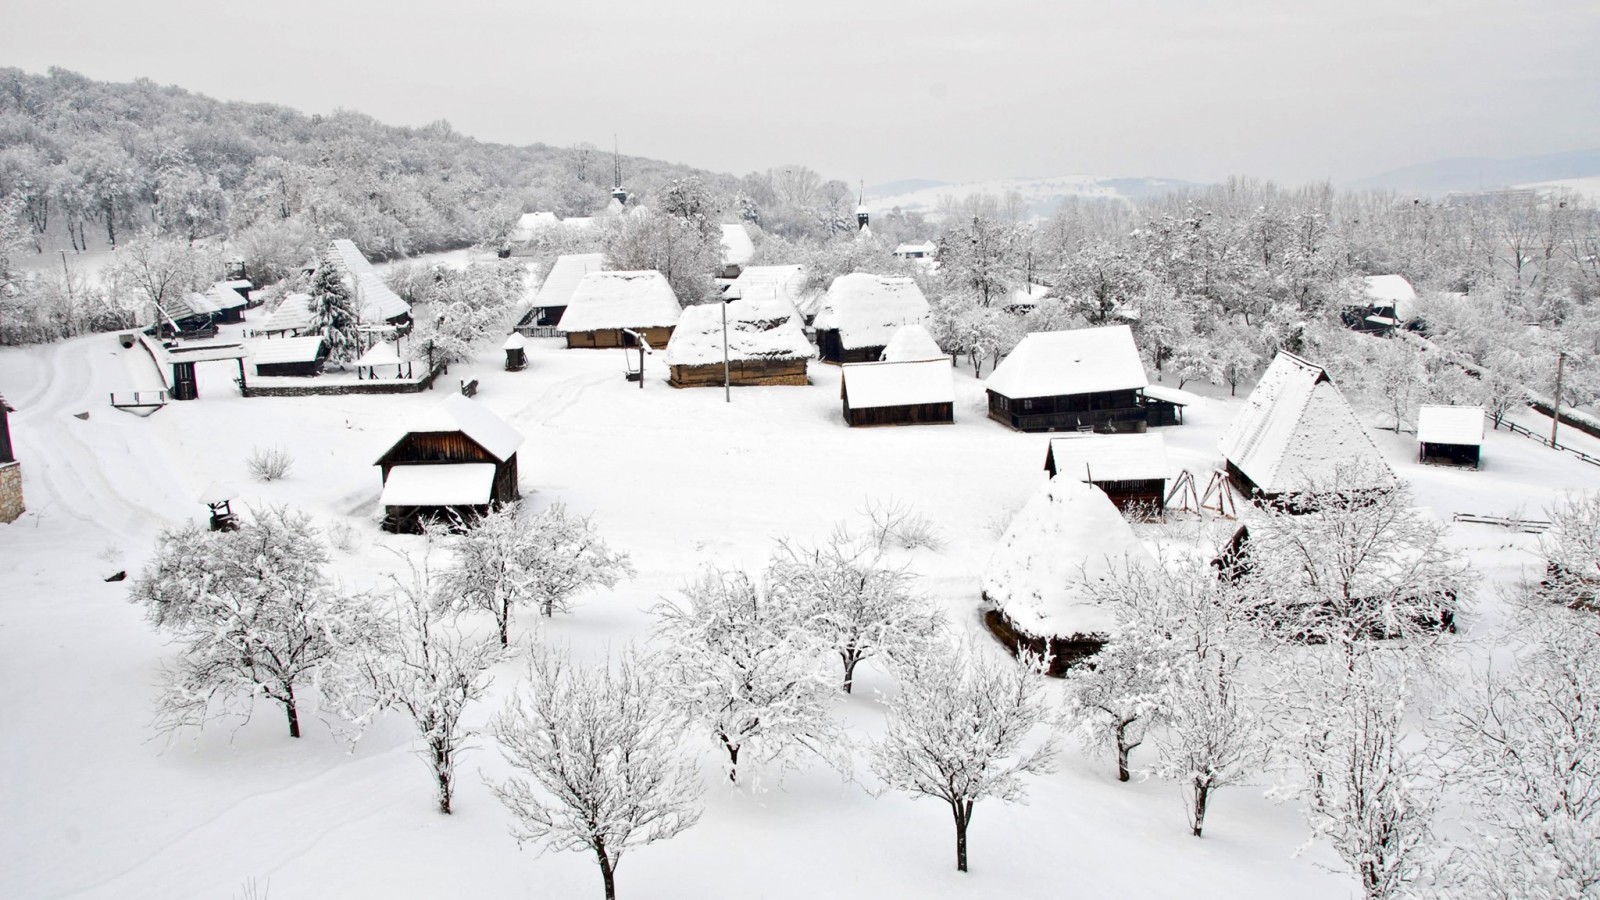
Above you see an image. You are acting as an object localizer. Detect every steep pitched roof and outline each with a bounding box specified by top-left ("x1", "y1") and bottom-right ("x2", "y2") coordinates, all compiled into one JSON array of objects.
[
  {"x1": 376, "y1": 394, "x2": 524, "y2": 464},
  {"x1": 262, "y1": 293, "x2": 315, "y2": 334},
  {"x1": 842, "y1": 358, "x2": 954, "y2": 409},
  {"x1": 1046, "y1": 433, "x2": 1171, "y2": 483},
  {"x1": 1217, "y1": 351, "x2": 1392, "y2": 495},
  {"x1": 663, "y1": 296, "x2": 814, "y2": 366},
  {"x1": 879, "y1": 323, "x2": 944, "y2": 362},
  {"x1": 984, "y1": 475, "x2": 1153, "y2": 638},
  {"x1": 985, "y1": 326, "x2": 1148, "y2": 399},
  {"x1": 325, "y1": 239, "x2": 411, "y2": 323},
  {"x1": 733, "y1": 265, "x2": 815, "y2": 314},
  {"x1": 720, "y1": 224, "x2": 755, "y2": 267},
  {"x1": 557, "y1": 271, "x2": 682, "y2": 332},
  {"x1": 535, "y1": 253, "x2": 605, "y2": 309},
  {"x1": 812, "y1": 273, "x2": 930, "y2": 350},
  {"x1": 205, "y1": 282, "x2": 248, "y2": 311}
]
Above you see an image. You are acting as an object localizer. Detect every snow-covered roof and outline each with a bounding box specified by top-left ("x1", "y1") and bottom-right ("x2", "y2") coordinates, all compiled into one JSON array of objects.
[
  {"x1": 894, "y1": 241, "x2": 937, "y2": 257},
  {"x1": 557, "y1": 271, "x2": 682, "y2": 332},
  {"x1": 811, "y1": 273, "x2": 930, "y2": 350},
  {"x1": 502, "y1": 332, "x2": 527, "y2": 351},
  {"x1": 167, "y1": 291, "x2": 220, "y2": 319},
  {"x1": 509, "y1": 211, "x2": 560, "y2": 243},
  {"x1": 386, "y1": 394, "x2": 524, "y2": 463},
  {"x1": 879, "y1": 324, "x2": 944, "y2": 362},
  {"x1": 734, "y1": 264, "x2": 819, "y2": 317},
  {"x1": 262, "y1": 293, "x2": 315, "y2": 334},
  {"x1": 842, "y1": 358, "x2": 954, "y2": 409},
  {"x1": 1046, "y1": 433, "x2": 1171, "y2": 483},
  {"x1": 984, "y1": 326, "x2": 1148, "y2": 399},
  {"x1": 162, "y1": 340, "x2": 249, "y2": 363},
  {"x1": 219, "y1": 279, "x2": 253, "y2": 291},
  {"x1": 1217, "y1": 351, "x2": 1393, "y2": 495},
  {"x1": 354, "y1": 341, "x2": 402, "y2": 367},
  {"x1": 206, "y1": 282, "x2": 248, "y2": 310},
  {"x1": 1003, "y1": 282, "x2": 1052, "y2": 308},
  {"x1": 663, "y1": 296, "x2": 814, "y2": 366},
  {"x1": 1417, "y1": 405, "x2": 1485, "y2": 446},
  {"x1": 197, "y1": 481, "x2": 237, "y2": 505},
  {"x1": 1142, "y1": 384, "x2": 1194, "y2": 406},
  {"x1": 984, "y1": 475, "x2": 1153, "y2": 638},
  {"x1": 248, "y1": 336, "x2": 327, "y2": 366},
  {"x1": 535, "y1": 253, "x2": 605, "y2": 309},
  {"x1": 1362, "y1": 275, "x2": 1418, "y2": 320},
  {"x1": 325, "y1": 239, "x2": 411, "y2": 323},
  {"x1": 379, "y1": 463, "x2": 497, "y2": 507},
  {"x1": 720, "y1": 224, "x2": 755, "y2": 268}
]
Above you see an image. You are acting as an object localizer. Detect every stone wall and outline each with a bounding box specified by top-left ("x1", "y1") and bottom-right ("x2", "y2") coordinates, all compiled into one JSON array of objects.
[{"x1": 0, "y1": 461, "x2": 24, "y2": 524}]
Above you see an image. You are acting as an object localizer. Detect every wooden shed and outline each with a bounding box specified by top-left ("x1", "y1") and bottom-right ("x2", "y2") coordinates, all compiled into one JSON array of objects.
[
  {"x1": 812, "y1": 273, "x2": 930, "y2": 364},
  {"x1": 248, "y1": 336, "x2": 329, "y2": 377},
  {"x1": 557, "y1": 270, "x2": 681, "y2": 350},
  {"x1": 1417, "y1": 405, "x2": 1484, "y2": 468},
  {"x1": 374, "y1": 394, "x2": 524, "y2": 533},
  {"x1": 1044, "y1": 433, "x2": 1170, "y2": 513},
  {"x1": 984, "y1": 325, "x2": 1150, "y2": 433},
  {"x1": 664, "y1": 295, "x2": 814, "y2": 387},
  {"x1": 1142, "y1": 384, "x2": 1189, "y2": 426},
  {"x1": 1217, "y1": 351, "x2": 1393, "y2": 508},
  {"x1": 841, "y1": 357, "x2": 954, "y2": 426},
  {"x1": 519, "y1": 252, "x2": 603, "y2": 332}
]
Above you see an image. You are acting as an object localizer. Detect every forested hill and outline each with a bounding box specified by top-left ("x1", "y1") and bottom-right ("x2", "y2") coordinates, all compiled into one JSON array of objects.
[{"x1": 0, "y1": 66, "x2": 733, "y2": 265}]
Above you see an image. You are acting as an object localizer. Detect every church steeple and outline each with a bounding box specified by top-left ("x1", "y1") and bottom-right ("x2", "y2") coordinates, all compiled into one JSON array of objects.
[
  {"x1": 611, "y1": 136, "x2": 628, "y2": 206},
  {"x1": 856, "y1": 180, "x2": 870, "y2": 231}
]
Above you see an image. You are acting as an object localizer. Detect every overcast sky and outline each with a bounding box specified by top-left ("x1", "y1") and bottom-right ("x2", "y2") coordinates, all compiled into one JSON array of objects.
[{"x1": 4, "y1": 0, "x2": 1597, "y2": 187}]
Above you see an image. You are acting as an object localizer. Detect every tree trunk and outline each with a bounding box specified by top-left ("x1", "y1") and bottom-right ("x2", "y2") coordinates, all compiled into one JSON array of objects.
[
  {"x1": 283, "y1": 687, "x2": 301, "y2": 738},
  {"x1": 1114, "y1": 720, "x2": 1134, "y2": 783},
  {"x1": 595, "y1": 843, "x2": 617, "y2": 900},
  {"x1": 1190, "y1": 780, "x2": 1210, "y2": 837},
  {"x1": 952, "y1": 801, "x2": 971, "y2": 872},
  {"x1": 435, "y1": 741, "x2": 453, "y2": 814},
  {"x1": 498, "y1": 604, "x2": 511, "y2": 647},
  {"x1": 720, "y1": 733, "x2": 740, "y2": 784},
  {"x1": 841, "y1": 652, "x2": 860, "y2": 694}
]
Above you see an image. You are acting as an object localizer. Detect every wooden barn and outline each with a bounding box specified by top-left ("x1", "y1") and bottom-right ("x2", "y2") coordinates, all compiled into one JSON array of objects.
[
  {"x1": 374, "y1": 394, "x2": 524, "y2": 533},
  {"x1": 1417, "y1": 405, "x2": 1484, "y2": 468},
  {"x1": 1217, "y1": 351, "x2": 1393, "y2": 508},
  {"x1": 983, "y1": 475, "x2": 1154, "y2": 675},
  {"x1": 518, "y1": 252, "x2": 603, "y2": 332},
  {"x1": 663, "y1": 295, "x2": 814, "y2": 387},
  {"x1": 1044, "y1": 432, "x2": 1171, "y2": 513},
  {"x1": 260, "y1": 293, "x2": 316, "y2": 337},
  {"x1": 984, "y1": 325, "x2": 1150, "y2": 433},
  {"x1": 323, "y1": 239, "x2": 412, "y2": 326},
  {"x1": 0, "y1": 394, "x2": 22, "y2": 524},
  {"x1": 812, "y1": 273, "x2": 930, "y2": 364},
  {"x1": 248, "y1": 336, "x2": 329, "y2": 377},
  {"x1": 841, "y1": 358, "x2": 955, "y2": 426},
  {"x1": 557, "y1": 270, "x2": 681, "y2": 350}
]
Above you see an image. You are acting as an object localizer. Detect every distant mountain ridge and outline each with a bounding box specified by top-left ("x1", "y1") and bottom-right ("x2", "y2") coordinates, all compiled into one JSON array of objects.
[
  {"x1": 1344, "y1": 148, "x2": 1600, "y2": 196},
  {"x1": 862, "y1": 174, "x2": 1197, "y2": 221}
]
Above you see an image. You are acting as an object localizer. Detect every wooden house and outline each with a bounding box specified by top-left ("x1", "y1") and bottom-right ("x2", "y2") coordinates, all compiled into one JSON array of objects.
[
  {"x1": 893, "y1": 241, "x2": 938, "y2": 261},
  {"x1": 374, "y1": 394, "x2": 524, "y2": 533},
  {"x1": 248, "y1": 336, "x2": 329, "y2": 377},
  {"x1": 1416, "y1": 405, "x2": 1484, "y2": 468},
  {"x1": 519, "y1": 252, "x2": 603, "y2": 332},
  {"x1": 840, "y1": 357, "x2": 954, "y2": 426},
  {"x1": 1217, "y1": 351, "x2": 1393, "y2": 508},
  {"x1": 0, "y1": 394, "x2": 22, "y2": 524},
  {"x1": 260, "y1": 293, "x2": 316, "y2": 337},
  {"x1": 812, "y1": 273, "x2": 930, "y2": 364},
  {"x1": 557, "y1": 270, "x2": 681, "y2": 350},
  {"x1": 1345, "y1": 274, "x2": 1418, "y2": 333},
  {"x1": 324, "y1": 239, "x2": 412, "y2": 326},
  {"x1": 1044, "y1": 433, "x2": 1170, "y2": 513},
  {"x1": 719, "y1": 224, "x2": 755, "y2": 279},
  {"x1": 984, "y1": 325, "x2": 1150, "y2": 433},
  {"x1": 983, "y1": 475, "x2": 1154, "y2": 675},
  {"x1": 664, "y1": 295, "x2": 814, "y2": 387}
]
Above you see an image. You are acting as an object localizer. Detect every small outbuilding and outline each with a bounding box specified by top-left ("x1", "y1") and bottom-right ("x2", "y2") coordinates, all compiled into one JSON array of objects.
[
  {"x1": 504, "y1": 332, "x2": 528, "y2": 371},
  {"x1": 1416, "y1": 405, "x2": 1484, "y2": 468},
  {"x1": 1217, "y1": 351, "x2": 1393, "y2": 508},
  {"x1": 206, "y1": 282, "x2": 250, "y2": 323},
  {"x1": 520, "y1": 252, "x2": 603, "y2": 331},
  {"x1": 260, "y1": 293, "x2": 316, "y2": 337},
  {"x1": 1044, "y1": 433, "x2": 1171, "y2": 513},
  {"x1": 812, "y1": 273, "x2": 931, "y2": 364},
  {"x1": 984, "y1": 325, "x2": 1150, "y2": 433},
  {"x1": 353, "y1": 340, "x2": 411, "y2": 380},
  {"x1": 557, "y1": 270, "x2": 681, "y2": 350},
  {"x1": 983, "y1": 475, "x2": 1154, "y2": 674},
  {"x1": 374, "y1": 394, "x2": 524, "y2": 533},
  {"x1": 663, "y1": 295, "x2": 814, "y2": 387},
  {"x1": 1142, "y1": 384, "x2": 1190, "y2": 426},
  {"x1": 249, "y1": 336, "x2": 330, "y2": 377},
  {"x1": 840, "y1": 357, "x2": 955, "y2": 427}
]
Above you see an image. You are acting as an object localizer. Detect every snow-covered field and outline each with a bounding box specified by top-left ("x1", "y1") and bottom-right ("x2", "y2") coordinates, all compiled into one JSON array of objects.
[{"x1": 3, "y1": 321, "x2": 1597, "y2": 899}]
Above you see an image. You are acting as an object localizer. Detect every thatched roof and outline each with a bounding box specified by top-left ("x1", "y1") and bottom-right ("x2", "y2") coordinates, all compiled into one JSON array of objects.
[{"x1": 663, "y1": 296, "x2": 814, "y2": 366}]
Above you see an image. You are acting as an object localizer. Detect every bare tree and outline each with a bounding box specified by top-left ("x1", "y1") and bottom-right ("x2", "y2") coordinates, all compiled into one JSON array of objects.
[
  {"x1": 652, "y1": 568, "x2": 843, "y2": 784},
  {"x1": 490, "y1": 645, "x2": 703, "y2": 900},
  {"x1": 870, "y1": 639, "x2": 1060, "y2": 872},
  {"x1": 129, "y1": 507, "x2": 369, "y2": 738}
]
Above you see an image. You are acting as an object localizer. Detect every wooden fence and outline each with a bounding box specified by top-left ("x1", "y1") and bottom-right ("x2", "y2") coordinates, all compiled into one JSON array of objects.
[{"x1": 1498, "y1": 419, "x2": 1600, "y2": 468}]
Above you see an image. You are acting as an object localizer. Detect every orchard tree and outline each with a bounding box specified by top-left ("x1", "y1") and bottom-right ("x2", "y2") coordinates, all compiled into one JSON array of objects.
[
  {"x1": 652, "y1": 568, "x2": 843, "y2": 784},
  {"x1": 1062, "y1": 621, "x2": 1167, "y2": 783},
  {"x1": 129, "y1": 507, "x2": 369, "y2": 738},
  {"x1": 870, "y1": 640, "x2": 1061, "y2": 872},
  {"x1": 769, "y1": 527, "x2": 943, "y2": 694},
  {"x1": 491, "y1": 645, "x2": 703, "y2": 900}
]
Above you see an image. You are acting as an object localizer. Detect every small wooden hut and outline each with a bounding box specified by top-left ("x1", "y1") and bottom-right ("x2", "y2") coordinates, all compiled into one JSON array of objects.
[
  {"x1": 557, "y1": 270, "x2": 681, "y2": 350},
  {"x1": 374, "y1": 394, "x2": 524, "y2": 533},
  {"x1": 984, "y1": 475, "x2": 1154, "y2": 675},
  {"x1": 1217, "y1": 351, "x2": 1393, "y2": 508},
  {"x1": 664, "y1": 295, "x2": 814, "y2": 387},
  {"x1": 1044, "y1": 433, "x2": 1171, "y2": 513},
  {"x1": 984, "y1": 325, "x2": 1150, "y2": 433},
  {"x1": 1417, "y1": 405, "x2": 1484, "y2": 468},
  {"x1": 812, "y1": 273, "x2": 930, "y2": 364},
  {"x1": 249, "y1": 336, "x2": 329, "y2": 377},
  {"x1": 1142, "y1": 384, "x2": 1189, "y2": 426},
  {"x1": 519, "y1": 252, "x2": 603, "y2": 332},
  {"x1": 840, "y1": 358, "x2": 954, "y2": 426},
  {"x1": 504, "y1": 332, "x2": 528, "y2": 371}
]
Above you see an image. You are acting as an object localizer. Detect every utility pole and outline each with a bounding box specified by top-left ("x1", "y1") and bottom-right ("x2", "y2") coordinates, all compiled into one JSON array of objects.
[{"x1": 1551, "y1": 350, "x2": 1567, "y2": 446}]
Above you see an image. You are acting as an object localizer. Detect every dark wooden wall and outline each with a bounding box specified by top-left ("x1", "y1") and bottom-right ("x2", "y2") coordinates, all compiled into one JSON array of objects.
[
  {"x1": 843, "y1": 400, "x2": 953, "y2": 427},
  {"x1": 670, "y1": 359, "x2": 808, "y2": 387},
  {"x1": 566, "y1": 327, "x2": 675, "y2": 349}
]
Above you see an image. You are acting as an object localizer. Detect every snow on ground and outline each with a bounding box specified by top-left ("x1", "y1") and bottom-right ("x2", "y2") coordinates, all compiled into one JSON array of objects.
[{"x1": 3, "y1": 323, "x2": 1598, "y2": 899}]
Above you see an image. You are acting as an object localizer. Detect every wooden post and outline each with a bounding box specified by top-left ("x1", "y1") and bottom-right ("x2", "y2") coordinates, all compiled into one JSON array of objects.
[{"x1": 1552, "y1": 350, "x2": 1567, "y2": 447}]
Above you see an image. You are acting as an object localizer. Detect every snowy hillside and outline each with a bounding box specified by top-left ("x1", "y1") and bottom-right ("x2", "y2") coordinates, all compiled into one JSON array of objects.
[
  {"x1": 864, "y1": 174, "x2": 1196, "y2": 221},
  {"x1": 3, "y1": 311, "x2": 1598, "y2": 898}
]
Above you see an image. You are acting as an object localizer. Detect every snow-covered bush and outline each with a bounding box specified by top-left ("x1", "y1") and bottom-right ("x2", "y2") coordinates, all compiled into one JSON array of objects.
[{"x1": 247, "y1": 445, "x2": 294, "y2": 482}]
